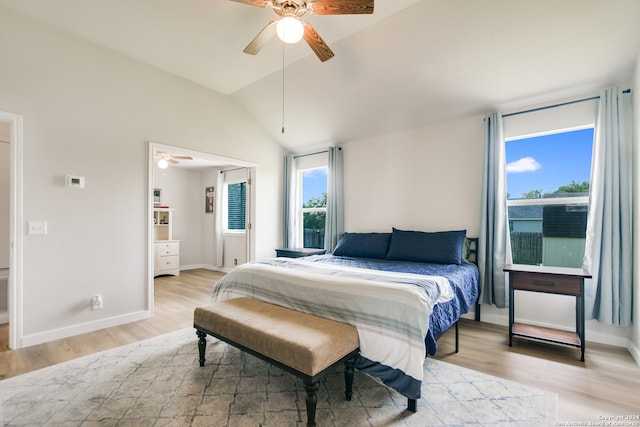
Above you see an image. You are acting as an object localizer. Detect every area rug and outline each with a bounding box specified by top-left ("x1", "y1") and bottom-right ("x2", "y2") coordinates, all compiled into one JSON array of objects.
[{"x1": 0, "y1": 328, "x2": 557, "y2": 426}]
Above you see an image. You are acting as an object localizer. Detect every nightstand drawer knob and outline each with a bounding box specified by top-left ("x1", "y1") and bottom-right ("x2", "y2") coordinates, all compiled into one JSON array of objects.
[{"x1": 534, "y1": 280, "x2": 555, "y2": 287}]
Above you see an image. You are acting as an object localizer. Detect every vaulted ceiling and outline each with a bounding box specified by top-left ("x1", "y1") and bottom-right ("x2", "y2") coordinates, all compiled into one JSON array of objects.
[{"x1": 1, "y1": 0, "x2": 639, "y2": 152}]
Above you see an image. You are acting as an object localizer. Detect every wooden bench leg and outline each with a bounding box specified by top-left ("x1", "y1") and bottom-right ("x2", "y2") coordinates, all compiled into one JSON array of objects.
[
  {"x1": 196, "y1": 330, "x2": 207, "y2": 367},
  {"x1": 304, "y1": 380, "x2": 320, "y2": 427},
  {"x1": 344, "y1": 356, "x2": 355, "y2": 401},
  {"x1": 407, "y1": 398, "x2": 417, "y2": 412}
]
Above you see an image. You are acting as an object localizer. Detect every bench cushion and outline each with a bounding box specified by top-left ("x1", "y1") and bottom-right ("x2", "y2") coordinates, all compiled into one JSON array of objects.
[{"x1": 194, "y1": 298, "x2": 359, "y2": 376}]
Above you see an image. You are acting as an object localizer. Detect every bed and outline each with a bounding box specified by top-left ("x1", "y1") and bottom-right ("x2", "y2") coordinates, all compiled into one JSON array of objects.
[{"x1": 211, "y1": 228, "x2": 480, "y2": 402}]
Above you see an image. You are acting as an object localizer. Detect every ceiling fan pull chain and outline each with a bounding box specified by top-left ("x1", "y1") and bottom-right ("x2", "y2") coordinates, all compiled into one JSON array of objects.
[{"x1": 281, "y1": 43, "x2": 286, "y2": 134}]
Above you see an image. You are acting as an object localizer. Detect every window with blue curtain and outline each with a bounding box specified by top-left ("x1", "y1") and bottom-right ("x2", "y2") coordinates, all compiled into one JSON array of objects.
[
  {"x1": 503, "y1": 98, "x2": 597, "y2": 269},
  {"x1": 301, "y1": 167, "x2": 327, "y2": 249},
  {"x1": 284, "y1": 147, "x2": 342, "y2": 252}
]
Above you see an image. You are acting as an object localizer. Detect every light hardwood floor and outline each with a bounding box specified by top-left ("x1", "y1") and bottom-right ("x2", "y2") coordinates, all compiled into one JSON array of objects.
[
  {"x1": 1, "y1": 268, "x2": 639, "y2": 423},
  {"x1": 0, "y1": 269, "x2": 224, "y2": 381}
]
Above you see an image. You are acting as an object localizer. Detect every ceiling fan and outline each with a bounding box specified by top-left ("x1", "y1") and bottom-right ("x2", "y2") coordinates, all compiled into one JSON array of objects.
[
  {"x1": 154, "y1": 151, "x2": 193, "y2": 169},
  {"x1": 231, "y1": 0, "x2": 374, "y2": 62}
]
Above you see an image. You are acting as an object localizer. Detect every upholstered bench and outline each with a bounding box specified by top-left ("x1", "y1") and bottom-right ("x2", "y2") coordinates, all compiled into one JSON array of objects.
[{"x1": 194, "y1": 297, "x2": 360, "y2": 427}]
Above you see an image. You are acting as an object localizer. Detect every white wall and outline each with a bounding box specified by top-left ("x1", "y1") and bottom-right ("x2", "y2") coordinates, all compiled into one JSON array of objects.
[
  {"x1": 342, "y1": 115, "x2": 484, "y2": 235},
  {"x1": 342, "y1": 111, "x2": 633, "y2": 349},
  {"x1": 631, "y1": 50, "x2": 640, "y2": 364},
  {"x1": 0, "y1": 7, "x2": 285, "y2": 347},
  {"x1": 200, "y1": 169, "x2": 219, "y2": 268}
]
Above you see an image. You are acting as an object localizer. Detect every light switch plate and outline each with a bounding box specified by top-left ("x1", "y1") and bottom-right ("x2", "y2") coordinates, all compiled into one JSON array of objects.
[{"x1": 28, "y1": 221, "x2": 47, "y2": 235}]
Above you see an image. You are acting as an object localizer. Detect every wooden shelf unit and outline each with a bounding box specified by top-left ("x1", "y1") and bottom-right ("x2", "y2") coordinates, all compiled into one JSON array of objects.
[{"x1": 504, "y1": 264, "x2": 591, "y2": 361}]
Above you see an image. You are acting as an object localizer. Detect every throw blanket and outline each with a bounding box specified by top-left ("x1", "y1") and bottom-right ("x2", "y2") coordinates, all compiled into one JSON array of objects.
[{"x1": 211, "y1": 257, "x2": 454, "y2": 399}]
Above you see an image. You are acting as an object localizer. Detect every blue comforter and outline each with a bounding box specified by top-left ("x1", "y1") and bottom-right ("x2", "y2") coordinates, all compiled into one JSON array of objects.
[{"x1": 301, "y1": 254, "x2": 480, "y2": 356}]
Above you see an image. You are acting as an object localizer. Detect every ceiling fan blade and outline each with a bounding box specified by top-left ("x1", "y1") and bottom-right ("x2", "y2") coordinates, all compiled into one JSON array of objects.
[
  {"x1": 309, "y1": 0, "x2": 374, "y2": 15},
  {"x1": 168, "y1": 159, "x2": 179, "y2": 164},
  {"x1": 302, "y1": 22, "x2": 334, "y2": 62},
  {"x1": 229, "y1": 0, "x2": 271, "y2": 8},
  {"x1": 243, "y1": 20, "x2": 278, "y2": 55},
  {"x1": 171, "y1": 155, "x2": 193, "y2": 160}
]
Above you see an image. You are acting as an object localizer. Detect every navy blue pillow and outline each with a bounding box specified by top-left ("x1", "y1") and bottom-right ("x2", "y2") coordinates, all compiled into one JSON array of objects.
[
  {"x1": 333, "y1": 232, "x2": 391, "y2": 259},
  {"x1": 385, "y1": 228, "x2": 467, "y2": 264}
]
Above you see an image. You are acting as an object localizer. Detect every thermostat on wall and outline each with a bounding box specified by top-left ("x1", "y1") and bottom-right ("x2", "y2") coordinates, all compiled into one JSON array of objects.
[{"x1": 65, "y1": 175, "x2": 85, "y2": 188}]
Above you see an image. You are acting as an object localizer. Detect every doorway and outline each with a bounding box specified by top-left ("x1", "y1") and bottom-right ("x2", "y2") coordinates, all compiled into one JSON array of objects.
[
  {"x1": 1, "y1": 111, "x2": 23, "y2": 350},
  {"x1": 147, "y1": 142, "x2": 256, "y2": 315}
]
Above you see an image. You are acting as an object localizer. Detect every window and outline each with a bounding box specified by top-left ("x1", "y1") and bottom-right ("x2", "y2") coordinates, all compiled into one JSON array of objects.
[
  {"x1": 299, "y1": 167, "x2": 327, "y2": 249},
  {"x1": 505, "y1": 128, "x2": 593, "y2": 268},
  {"x1": 225, "y1": 181, "x2": 246, "y2": 232},
  {"x1": 289, "y1": 151, "x2": 329, "y2": 249}
]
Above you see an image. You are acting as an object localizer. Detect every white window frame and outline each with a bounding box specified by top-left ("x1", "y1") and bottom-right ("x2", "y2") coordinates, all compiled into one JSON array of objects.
[
  {"x1": 296, "y1": 166, "x2": 328, "y2": 246},
  {"x1": 292, "y1": 151, "x2": 329, "y2": 248},
  {"x1": 504, "y1": 110, "x2": 596, "y2": 268}
]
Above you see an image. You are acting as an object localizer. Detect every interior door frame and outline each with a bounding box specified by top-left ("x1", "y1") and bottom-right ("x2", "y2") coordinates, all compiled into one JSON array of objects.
[
  {"x1": 2, "y1": 110, "x2": 23, "y2": 349},
  {"x1": 147, "y1": 141, "x2": 256, "y2": 315}
]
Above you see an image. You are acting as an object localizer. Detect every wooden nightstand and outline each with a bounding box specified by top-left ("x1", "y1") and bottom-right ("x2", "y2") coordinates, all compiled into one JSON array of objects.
[
  {"x1": 275, "y1": 248, "x2": 326, "y2": 258},
  {"x1": 504, "y1": 264, "x2": 592, "y2": 361}
]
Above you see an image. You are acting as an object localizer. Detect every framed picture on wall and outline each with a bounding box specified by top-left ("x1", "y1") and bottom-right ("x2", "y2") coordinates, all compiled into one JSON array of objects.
[
  {"x1": 205, "y1": 186, "x2": 215, "y2": 213},
  {"x1": 153, "y1": 188, "x2": 161, "y2": 206}
]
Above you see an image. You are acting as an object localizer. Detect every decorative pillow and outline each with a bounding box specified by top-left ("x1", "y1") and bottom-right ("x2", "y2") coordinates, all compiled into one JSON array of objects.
[
  {"x1": 333, "y1": 232, "x2": 392, "y2": 259},
  {"x1": 463, "y1": 237, "x2": 471, "y2": 262},
  {"x1": 385, "y1": 228, "x2": 467, "y2": 265}
]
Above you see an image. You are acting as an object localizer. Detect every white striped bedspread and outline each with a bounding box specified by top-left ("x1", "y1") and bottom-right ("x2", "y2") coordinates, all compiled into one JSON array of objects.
[{"x1": 211, "y1": 257, "x2": 454, "y2": 399}]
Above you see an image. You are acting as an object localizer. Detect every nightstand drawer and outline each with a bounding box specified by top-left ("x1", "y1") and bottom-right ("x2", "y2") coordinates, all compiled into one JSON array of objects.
[
  {"x1": 511, "y1": 271, "x2": 581, "y2": 295},
  {"x1": 157, "y1": 255, "x2": 179, "y2": 270},
  {"x1": 157, "y1": 242, "x2": 179, "y2": 256}
]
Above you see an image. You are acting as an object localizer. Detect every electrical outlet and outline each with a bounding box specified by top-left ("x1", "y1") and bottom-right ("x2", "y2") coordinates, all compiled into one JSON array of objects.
[{"x1": 91, "y1": 295, "x2": 103, "y2": 310}]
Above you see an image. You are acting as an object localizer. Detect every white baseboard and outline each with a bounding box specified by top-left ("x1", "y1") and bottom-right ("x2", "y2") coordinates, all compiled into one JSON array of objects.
[
  {"x1": 180, "y1": 264, "x2": 226, "y2": 273},
  {"x1": 19, "y1": 310, "x2": 152, "y2": 348},
  {"x1": 585, "y1": 328, "x2": 632, "y2": 349},
  {"x1": 626, "y1": 339, "x2": 640, "y2": 366},
  {"x1": 469, "y1": 310, "x2": 509, "y2": 327},
  {"x1": 179, "y1": 264, "x2": 206, "y2": 271}
]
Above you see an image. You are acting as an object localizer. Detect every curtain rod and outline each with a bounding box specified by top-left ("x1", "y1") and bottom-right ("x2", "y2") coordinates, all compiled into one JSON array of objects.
[
  {"x1": 503, "y1": 88, "x2": 631, "y2": 118},
  {"x1": 293, "y1": 149, "x2": 329, "y2": 159},
  {"x1": 220, "y1": 167, "x2": 247, "y2": 174}
]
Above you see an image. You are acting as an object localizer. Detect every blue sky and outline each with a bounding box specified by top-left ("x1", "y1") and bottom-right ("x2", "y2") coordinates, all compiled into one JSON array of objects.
[
  {"x1": 506, "y1": 128, "x2": 594, "y2": 199},
  {"x1": 302, "y1": 168, "x2": 328, "y2": 205}
]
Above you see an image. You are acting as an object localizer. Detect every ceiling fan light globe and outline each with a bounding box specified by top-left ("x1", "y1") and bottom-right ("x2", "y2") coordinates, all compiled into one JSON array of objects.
[
  {"x1": 157, "y1": 159, "x2": 169, "y2": 169},
  {"x1": 276, "y1": 17, "x2": 304, "y2": 43}
]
